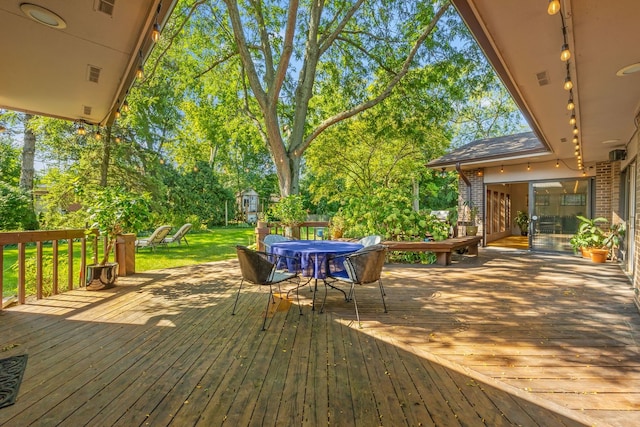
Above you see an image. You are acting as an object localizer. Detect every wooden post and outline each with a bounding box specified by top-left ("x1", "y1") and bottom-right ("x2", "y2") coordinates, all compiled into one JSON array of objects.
[
  {"x1": 256, "y1": 222, "x2": 269, "y2": 251},
  {"x1": 116, "y1": 233, "x2": 136, "y2": 276}
]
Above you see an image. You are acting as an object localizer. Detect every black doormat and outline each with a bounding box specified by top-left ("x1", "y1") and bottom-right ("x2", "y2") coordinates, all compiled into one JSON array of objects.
[{"x1": 0, "y1": 354, "x2": 28, "y2": 409}]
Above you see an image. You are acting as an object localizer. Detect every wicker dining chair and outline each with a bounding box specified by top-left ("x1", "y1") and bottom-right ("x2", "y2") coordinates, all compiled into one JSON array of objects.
[{"x1": 233, "y1": 245, "x2": 301, "y2": 330}]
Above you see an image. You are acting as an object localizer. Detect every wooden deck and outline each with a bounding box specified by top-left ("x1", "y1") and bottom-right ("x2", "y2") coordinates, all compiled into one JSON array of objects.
[{"x1": 1, "y1": 248, "x2": 639, "y2": 426}]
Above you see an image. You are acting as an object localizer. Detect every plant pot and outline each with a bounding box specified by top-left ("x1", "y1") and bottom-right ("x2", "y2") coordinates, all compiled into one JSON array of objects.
[
  {"x1": 86, "y1": 262, "x2": 119, "y2": 290},
  {"x1": 331, "y1": 229, "x2": 343, "y2": 240},
  {"x1": 589, "y1": 248, "x2": 608, "y2": 263},
  {"x1": 466, "y1": 226, "x2": 478, "y2": 236},
  {"x1": 580, "y1": 247, "x2": 591, "y2": 258}
]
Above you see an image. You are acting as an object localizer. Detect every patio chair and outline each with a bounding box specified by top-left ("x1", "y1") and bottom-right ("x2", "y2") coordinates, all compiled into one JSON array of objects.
[
  {"x1": 233, "y1": 245, "x2": 302, "y2": 330},
  {"x1": 262, "y1": 234, "x2": 290, "y2": 253},
  {"x1": 326, "y1": 244, "x2": 388, "y2": 328},
  {"x1": 163, "y1": 223, "x2": 192, "y2": 246},
  {"x1": 135, "y1": 225, "x2": 172, "y2": 251},
  {"x1": 357, "y1": 235, "x2": 382, "y2": 247}
]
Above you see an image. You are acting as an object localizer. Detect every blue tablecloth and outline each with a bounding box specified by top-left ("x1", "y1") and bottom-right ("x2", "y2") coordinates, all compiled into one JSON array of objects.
[{"x1": 270, "y1": 240, "x2": 363, "y2": 279}]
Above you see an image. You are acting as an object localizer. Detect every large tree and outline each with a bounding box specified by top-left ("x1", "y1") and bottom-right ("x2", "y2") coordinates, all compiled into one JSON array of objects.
[{"x1": 216, "y1": 0, "x2": 451, "y2": 196}]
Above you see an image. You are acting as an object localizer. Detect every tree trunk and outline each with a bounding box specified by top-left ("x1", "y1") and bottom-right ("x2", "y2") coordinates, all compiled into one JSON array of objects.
[
  {"x1": 100, "y1": 127, "x2": 112, "y2": 187},
  {"x1": 412, "y1": 177, "x2": 420, "y2": 212},
  {"x1": 19, "y1": 114, "x2": 36, "y2": 199}
]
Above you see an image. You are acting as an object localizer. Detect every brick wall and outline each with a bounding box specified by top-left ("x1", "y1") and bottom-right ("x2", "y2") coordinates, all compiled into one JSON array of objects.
[
  {"x1": 595, "y1": 161, "x2": 612, "y2": 222},
  {"x1": 458, "y1": 168, "x2": 484, "y2": 235}
]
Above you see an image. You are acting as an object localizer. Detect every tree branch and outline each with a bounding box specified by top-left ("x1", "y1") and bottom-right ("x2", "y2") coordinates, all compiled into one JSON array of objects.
[
  {"x1": 193, "y1": 51, "x2": 238, "y2": 79},
  {"x1": 335, "y1": 35, "x2": 396, "y2": 75},
  {"x1": 249, "y1": 0, "x2": 275, "y2": 85},
  {"x1": 301, "y1": 3, "x2": 450, "y2": 151},
  {"x1": 318, "y1": 0, "x2": 365, "y2": 55},
  {"x1": 269, "y1": 0, "x2": 299, "y2": 105}
]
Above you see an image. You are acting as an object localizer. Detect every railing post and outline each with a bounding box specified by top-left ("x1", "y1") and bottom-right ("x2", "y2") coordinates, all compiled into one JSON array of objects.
[
  {"x1": 67, "y1": 239, "x2": 73, "y2": 291},
  {"x1": 0, "y1": 246, "x2": 3, "y2": 311},
  {"x1": 256, "y1": 221, "x2": 269, "y2": 251},
  {"x1": 52, "y1": 240, "x2": 59, "y2": 295},
  {"x1": 18, "y1": 242, "x2": 26, "y2": 304},
  {"x1": 115, "y1": 233, "x2": 136, "y2": 276},
  {"x1": 36, "y1": 241, "x2": 43, "y2": 299}
]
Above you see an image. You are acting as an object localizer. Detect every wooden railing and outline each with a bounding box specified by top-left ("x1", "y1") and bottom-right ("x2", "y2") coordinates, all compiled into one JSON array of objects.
[
  {"x1": 255, "y1": 221, "x2": 330, "y2": 250},
  {"x1": 0, "y1": 229, "x2": 98, "y2": 309}
]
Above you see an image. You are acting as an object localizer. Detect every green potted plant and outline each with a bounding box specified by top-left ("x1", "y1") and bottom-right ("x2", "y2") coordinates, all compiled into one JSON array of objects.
[
  {"x1": 572, "y1": 215, "x2": 609, "y2": 261},
  {"x1": 86, "y1": 187, "x2": 151, "y2": 288},
  {"x1": 269, "y1": 194, "x2": 307, "y2": 239},
  {"x1": 514, "y1": 211, "x2": 530, "y2": 236}
]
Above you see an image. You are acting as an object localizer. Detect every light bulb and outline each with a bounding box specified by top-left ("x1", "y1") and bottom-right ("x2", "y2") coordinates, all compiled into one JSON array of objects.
[
  {"x1": 561, "y1": 44, "x2": 571, "y2": 62},
  {"x1": 122, "y1": 100, "x2": 129, "y2": 112},
  {"x1": 152, "y1": 22, "x2": 160, "y2": 43},
  {"x1": 527, "y1": 163, "x2": 531, "y2": 171},
  {"x1": 115, "y1": 135, "x2": 122, "y2": 143},
  {"x1": 573, "y1": 136, "x2": 579, "y2": 144},
  {"x1": 115, "y1": 108, "x2": 121, "y2": 119},
  {"x1": 95, "y1": 130, "x2": 102, "y2": 140},
  {"x1": 573, "y1": 126, "x2": 579, "y2": 135},
  {"x1": 136, "y1": 65, "x2": 144, "y2": 80},
  {"x1": 77, "y1": 124, "x2": 85, "y2": 135},
  {"x1": 563, "y1": 77, "x2": 573, "y2": 91},
  {"x1": 547, "y1": 0, "x2": 560, "y2": 15},
  {"x1": 556, "y1": 160, "x2": 560, "y2": 168},
  {"x1": 569, "y1": 114, "x2": 576, "y2": 125},
  {"x1": 567, "y1": 98, "x2": 575, "y2": 110}
]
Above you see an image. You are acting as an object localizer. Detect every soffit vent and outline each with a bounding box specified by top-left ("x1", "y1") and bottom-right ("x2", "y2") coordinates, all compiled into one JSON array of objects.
[
  {"x1": 536, "y1": 71, "x2": 550, "y2": 86},
  {"x1": 560, "y1": 137, "x2": 567, "y2": 143},
  {"x1": 83, "y1": 105, "x2": 93, "y2": 116},
  {"x1": 97, "y1": 0, "x2": 115, "y2": 16},
  {"x1": 87, "y1": 65, "x2": 101, "y2": 83}
]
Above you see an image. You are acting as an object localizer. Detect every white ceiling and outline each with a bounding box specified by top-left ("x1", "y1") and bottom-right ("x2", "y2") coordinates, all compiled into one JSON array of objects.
[
  {"x1": 0, "y1": 0, "x2": 176, "y2": 126},
  {"x1": 452, "y1": 0, "x2": 640, "y2": 167}
]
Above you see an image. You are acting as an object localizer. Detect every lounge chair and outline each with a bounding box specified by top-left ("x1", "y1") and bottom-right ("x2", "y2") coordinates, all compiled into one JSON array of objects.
[
  {"x1": 357, "y1": 235, "x2": 382, "y2": 247},
  {"x1": 135, "y1": 225, "x2": 172, "y2": 251},
  {"x1": 163, "y1": 223, "x2": 192, "y2": 246}
]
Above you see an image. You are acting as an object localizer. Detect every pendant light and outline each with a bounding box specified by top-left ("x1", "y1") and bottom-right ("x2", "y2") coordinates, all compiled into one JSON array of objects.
[
  {"x1": 563, "y1": 76, "x2": 573, "y2": 90},
  {"x1": 567, "y1": 97, "x2": 575, "y2": 110},
  {"x1": 547, "y1": 0, "x2": 560, "y2": 15},
  {"x1": 560, "y1": 43, "x2": 571, "y2": 62},
  {"x1": 569, "y1": 114, "x2": 576, "y2": 125}
]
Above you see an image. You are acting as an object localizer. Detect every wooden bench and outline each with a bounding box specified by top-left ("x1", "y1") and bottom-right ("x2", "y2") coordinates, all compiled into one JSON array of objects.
[{"x1": 382, "y1": 236, "x2": 482, "y2": 266}]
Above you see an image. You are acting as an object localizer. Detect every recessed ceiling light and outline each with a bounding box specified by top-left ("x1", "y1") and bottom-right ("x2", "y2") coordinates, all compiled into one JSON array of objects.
[
  {"x1": 616, "y1": 63, "x2": 640, "y2": 76},
  {"x1": 20, "y1": 3, "x2": 67, "y2": 29},
  {"x1": 601, "y1": 139, "x2": 620, "y2": 144}
]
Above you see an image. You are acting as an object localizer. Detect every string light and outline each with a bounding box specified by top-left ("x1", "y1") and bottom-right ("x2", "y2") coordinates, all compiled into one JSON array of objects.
[
  {"x1": 573, "y1": 126, "x2": 579, "y2": 135},
  {"x1": 567, "y1": 96, "x2": 575, "y2": 110},
  {"x1": 95, "y1": 129, "x2": 102, "y2": 140},
  {"x1": 500, "y1": 165, "x2": 504, "y2": 173},
  {"x1": 122, "y1": 100, "x2": 129, "y2": 112},
  {"x1": 527, "y1": 163, "x2": 531, "y2": 171},
  {"x1": 115, "y1": 108, "x2": 121, "y2": 119},
  {"x1": 560, "y1": 43, "x2": 571, "y2": 61},
  {"x1": 152, "y1": 22, "x2": 160, "y2": 43},
  {"x1": 556, "y1": 159, "x2": 560, "y2": 168},
  {"x1": 573, "y1": 136, "x2": 579, "y2": 144},
  {"x1": 115, "y1": 135, "x2": 122, "y2": 143},
  {"x1": 77, "y1": 122, "x2": 86, "y2": 135},
  {"x1": 547, "y1": 0, "x2": 560, "y2": 15},
  {"x1": 136, "y1": 50, "x2": 144, "y2": 80},
  {"x1": 563, "y1": 76, "x2": 573, "y2": 91},
  {"x1": 569, "y1": 114, "x2": 576, "y2": 125}
]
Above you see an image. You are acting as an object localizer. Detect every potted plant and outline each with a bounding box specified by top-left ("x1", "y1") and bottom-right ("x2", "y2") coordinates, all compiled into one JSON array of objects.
[
  {"x1": 514, "y1": 211, "x2": 530, "y2": 236},
  {"x1": 86, "y1": 187, "x2": 151, "y2": 289},
  {"x1": 571, "y1": 215, "x2": 612, "y2": 262},
  {"x1": 269, "y1": 194, "x2": 307, "y2": 239}
]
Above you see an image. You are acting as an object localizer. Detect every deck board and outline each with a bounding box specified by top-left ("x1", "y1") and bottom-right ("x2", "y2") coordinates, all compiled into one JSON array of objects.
[{"x1": 1, "y1": 250, "x2": 639, "y2": 426}]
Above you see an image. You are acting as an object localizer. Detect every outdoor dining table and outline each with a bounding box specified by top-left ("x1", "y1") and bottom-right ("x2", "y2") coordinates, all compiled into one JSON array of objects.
[{"x1": 269, "y1": 239, "x2": 363, "y2": 279}]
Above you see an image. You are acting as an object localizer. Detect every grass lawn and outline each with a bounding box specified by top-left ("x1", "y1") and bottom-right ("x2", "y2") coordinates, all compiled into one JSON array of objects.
[{"x1": 1, "y1": 227, "x2": 255, "y2": 298}]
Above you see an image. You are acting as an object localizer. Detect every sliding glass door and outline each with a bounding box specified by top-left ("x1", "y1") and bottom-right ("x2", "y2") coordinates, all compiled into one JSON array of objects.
[{"x1": 530, "y1": 179, "x2": 590, "y2": 252}]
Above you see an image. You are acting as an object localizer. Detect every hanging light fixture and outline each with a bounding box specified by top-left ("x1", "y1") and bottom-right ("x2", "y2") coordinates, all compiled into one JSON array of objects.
[
  {"x1": 573, "y1": 136, "x2": 579, "y2": 144},
  {"x1": 556, "y1": 159, "x2": 560, "y2": 168},
  {"x1": 115, "y1": 108, "x2": 121, "y2": 119},
  {"x1": 567, "y1": 96, "x2": 575, "y2": 110},
  {"x1": 122, "y1": 100, "x2": 130, "y2": 112},
  {"x1": 115, "y1": 135, "x2": 122, "y2": 143},
  {"x1": 151, "y1": 2, "x2": 162, "y2": 42},
  {"x1": 572, "y1": 126, "x2": 579, "y2": 135},
  {"x1": 560, "y1": 43, "x2": 571, "y2": 62},
  {"x1": 77, "y1": 121, "x2": 86, "y2": 135},
  {"x1": 500, "y1": 165, "x2": 504, "y2": 173},
  {"x1": 151, "y1": 22, "x2": 160, "y2": 43},
  {"x1": 95, "y1": 129, "x2": 102, "y2": 140},
  {"x1": 136, "y1": 50, "x2": 144, "y2": 80},
  {"x1": 563, "y1": 76, "x2": 573, "y2": 91},
  {"x1": 547, "y1": 0, "x2": 560, "y2": 15},
  {"x1": 569, "y1": 114, "x2": 576, "y2": 125},
  {"x1": 527, "y1": 163, "x2": 531, "y2": 171}
]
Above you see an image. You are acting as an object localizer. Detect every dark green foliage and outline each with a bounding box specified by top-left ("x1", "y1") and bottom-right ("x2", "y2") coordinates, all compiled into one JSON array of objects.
[
  {"x1": 164, "y1": 162, "x2": 234, "y2": 228},
  {"x1": 0, "y1": 183, "x2": 37, "y2": 231}
]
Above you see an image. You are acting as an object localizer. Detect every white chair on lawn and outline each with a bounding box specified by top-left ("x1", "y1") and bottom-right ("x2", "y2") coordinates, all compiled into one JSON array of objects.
[{"x1": 163, "y1": 223, "x2": 192, "y2": 246}]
